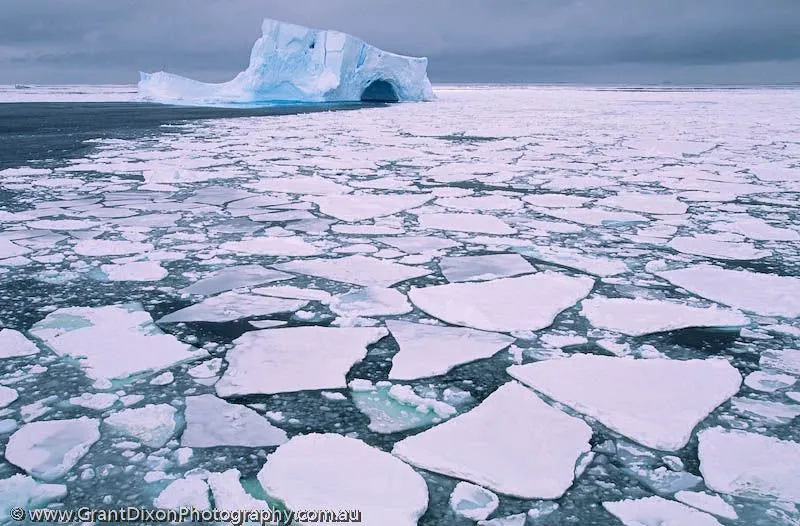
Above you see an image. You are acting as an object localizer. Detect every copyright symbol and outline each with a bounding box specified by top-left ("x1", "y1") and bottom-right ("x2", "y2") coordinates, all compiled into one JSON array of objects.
[{"x1": 10, "y1": 507, "x2": 25, "y2": 521}]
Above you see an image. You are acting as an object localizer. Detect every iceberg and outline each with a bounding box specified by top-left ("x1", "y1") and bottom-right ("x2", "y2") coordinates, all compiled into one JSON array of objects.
[{"x1": 139, "y1": 18, "x2": 434, "y2": 105}]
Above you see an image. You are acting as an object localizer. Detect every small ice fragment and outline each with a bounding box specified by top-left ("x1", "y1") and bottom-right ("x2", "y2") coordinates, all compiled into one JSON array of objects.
[{"x1": 449, "y1": 482, "x2": 499, "y2": 521}]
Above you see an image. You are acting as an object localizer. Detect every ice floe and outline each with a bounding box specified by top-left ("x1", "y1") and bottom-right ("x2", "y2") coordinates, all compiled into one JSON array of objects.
[
  {"x1": 393, "y1": 382, "x2": 592, "y2": 499},
  {"x1": 417, "y1": 213, "x2": 515, "y2": 235},
  {"x1": 668, "y1": 235, "x2": 771, "y2": 260},
  {"x1": 104, "y1": 404, "x2": 177, "y2": 448},
  {"x1": 657, "y1": 265, "x2": 800, "y2": 317},
  {"x1": 73, "y1": 239, "x2": 153, "y2": 256},
  {"x1": 387, "y1": 320, "x2": 514, "y2": 380},
  {"x1": 350, "y1": 380, "x2": 457, "y2": 433},
  {"x1": 216, "y1": 326, "x2": 387, "y2": 396},
  {"x1": 603, "y1": 496, "x2": 723, "y2": 526},
  {"x1": 312, "y1": 194, "x2": 431, "y2": 221},
  {"x1": 181, "y1": 394, "x2": 288, "y2": 448},
  {"x1": 330, "y1": 287, "x2": 412, "y2": 318},
  {"x1": 449, "y1": 482, "x2": 499, "y2": 521},
  {"x1": 180, "y1": 265, "x2": 292, "y2": 296},
  {"x1": 438, "y1": 253, "x2": 535, "y2": 282},
  {"x1": 0, "y1": 328, "x2": 39, "y2": 358},
  {"x1": 0, "y1": 475, "x2": 67, "y2": 523},
  {"x1": 274, "y1": 255, "x2": 430, "y2": 287},
  {"x1": 0, "y1": 385, "x2": 18, "y2": 408},
  {"x1": 598, "y1": 192, "x2": 688, "y2": 215},
  {"x1": 698, "y1": 427, "x2": 800, "y2": 503},
  {"x1": 409, "y1": 273, "x2": 594, "y2": 333},
  {"x1": 158, "y1": 293, "x2": 307, "y2": 323},
  {"x1": 153, "y1": 476, "x2": 210, "y2": 510},
  {"x1": 99, "y1": 261, "x2": 167, "y2": 281},
  {"x1": 220, "y1": 237, "x2": 321, "y2": 256},
  {"x1": 760, "y1": 349, "x2": 800, "y2": 375},
  {"x1": 508, "y1": 354, "x2": 741, "y2": 451},
  {"x1": 30, "y1": 304, "x2": 207, "y2": 381},
  {"x1": 517, "y1": 245, "x2": 628, "y2": 277},
  {"x1": 744, "y1": 371, "x2": 796, "y2": 392},
  {"x1": 674, "y1": 491, "x2": 738, "y2": 520},
  {"x1": 580, "y1": 297, "x2": 749, "y2": 336},
  {"x1": 5, "y1": 417, "x2": 100, "y2": 481},
  {"x1": 258, "y1": 434, "x2": 429, "y2": 526}
]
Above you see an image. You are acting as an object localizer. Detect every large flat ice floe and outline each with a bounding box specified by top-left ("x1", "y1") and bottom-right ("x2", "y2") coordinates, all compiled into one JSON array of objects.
[
  {"x1": 387, "y1": 320, "x2": 515, "y2": 380},
  {"x1": 139, "y1": 18, "x2": 434, "y2": 105},
  {"x1": 216, "y1": 326, "x2": 388, "y2": 396},
  {"x1": 409, "y1": 273, "x2": 595, "y2": 333},
  {"x1": 258, "y1": 434, "x2": 429, "y2": 526},
  {"x1": 158, "y1": 292, "x2": 308, "y2": 323},
  {"x1": 29, "y1": 304, "x2": 208, "y2": 382},
  {"x1": 508, "y1": 355, "x2": 742, "y2": 451},
  {"x1": 181, "y1": 394, "x2": 288, "y2": 448},
  {"x1": 0, "y1": 475, "x2": 67, "y2": 523},
  {"x1": 657, "y1": 265, "x2": 800, "y2": 317},
  {"x1": 5, "y1": 417, "x2": 100, "y2": 481},
  {"x1": 603, "y1": 496, "x2": 723, "y2": 526},
  {"x1": 275, "y1": 255, "x2": 430, "y2": 287},
  {"x1": 392, "y1": 382, "x2": 592, "y2": 499},
  {"x1": 698, "y1": 427, "x2": 800, "y2": 503},
  {"x1": 580, "y1": 297, "x2": 749, "y2": 336}
]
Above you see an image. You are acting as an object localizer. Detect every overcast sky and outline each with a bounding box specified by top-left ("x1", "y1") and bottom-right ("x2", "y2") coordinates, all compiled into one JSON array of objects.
[{"x1": 2, "y1": 0, "x2": 799, "y2": 84}]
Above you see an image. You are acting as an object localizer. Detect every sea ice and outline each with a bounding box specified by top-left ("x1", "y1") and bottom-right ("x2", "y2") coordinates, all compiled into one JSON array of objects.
[
  {"x1": 449, "y1": 482, "x2": 499, "y2": 521},
  {"x1": 274, "y1": 255, "x2": 430, "y2": 287},
  {"x1": 508, "y1": 355, "x2": 741, "y2": 451},
  {"x1": 598, "y1": 192, "x2": 688, "y2": 215},
  {"x1": 674, "y1": 491, "x2": 738, "y2": 520},
  {"x1": 377, "y1": 236, "x2": 457, "y2": 254},
  {"x1": 180, "y1": 265, "x2": 292, "y2": 296},
  {"x1": 522, "y1": 193, "x2": 592, "y2": 208},
  {"x1": 351, "y1": 382, "x2": 456, "y2": 433},
  {"x1": 311, "y1": 194, "x2": 431, "y2": 221},
  {"x1": 417, "y1": 213, "x2": 515, "y2": 235},
  {"x1": 478, "y1": 514, "x2": 526, "y2": 526},
  {"x1": 0, "y1": 385, "x2": 18, "y2": 408},
  {"x1": 409, "y1": 273, "x2": 594, "y2": 333},
  {"x1": 387, "y1": 320, "x2": 514, "y2": 380},
  {"x1": 158, "y1": 292, "x2": 307, "y2": 323},
  {"x1": 392, "y1": 382, "x2": 592, "y2": 499},
  {"x1": 207, "y1": 469, "x2": 270, "y2": 511},
  {"x1": 438, "y1": 253, "x2": 535, "y2": 282},
  {"x1": 517, "y1": 246, "x2": 628, "y2": 277},
  {"x1": 5, "y1": 417, "x2": 100, "y2": 481},
  {"x1": 181, "y1": 394, "x2": 288, "y2": 448},
  {"x1": 216, "y1": 326, "x2": 387, "y2": 396},
  {"x1": 69, "y1": 392, "x2": 119, "y2": 410},
  {"x1": 603, "y1": 496, "x2": 723, "y2": 526},
  {"x1": 657, "y1": 265, "x2": 800, "y2": 317},
  {"x1": 153, "y1": 476, "x2": 210, "y2": 510},
  {"x1": 99, "y1": 261, "x2": 167, "y2": 281},
  {"x1": 104, "y1": 404, "x2": 177, "y2": 448},
  {"x1": 258, "y1": 434, "x2": 428, "y2": 526},
  {"x1": 668, "y1": 236, "x2": 770, "y2": 260},
  {"x1": 0, "y1": 328, "x2": 39, "y2": 358},
  {"x1": 0, "y1": 475, "x2": 67, "y2": 523},
  {"x1": 252, "y1": 284, "x2": 332, "y2": 303},
  {"x1": 330, "y1": 287, "x2": 412, "y2": 318},
  {"x1": 220, "y1": 237, "x2": 321, "y2": 257},
  {"x1": 73, "y1": 239, "x2": 153, "y2": 257},
  {"x1": 29, "y1": 304, "x2": 207, "y2": 381},
  {"x1": 744, "y1": 371, "x2": 796, "y2": 392},
  {"x1": 698, "y1": 427, "x2": 800, "y2": 503},
  {"x1": 580, "y1": 297, "x2": 749, "y2": 336},
  {"x1": 760, "y1": 349, "x2": 800, "y2": 375},
  {"x1": 140, "y1": 18, "x2": 433, "y2": 104},
  {"x1": 731, "y1": 397, "x2": 800, "y2": 425}
]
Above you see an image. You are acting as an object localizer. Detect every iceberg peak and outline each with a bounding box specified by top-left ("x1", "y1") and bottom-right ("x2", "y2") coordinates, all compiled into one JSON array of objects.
[{"x1": 139, "y1": 18, "x2": 434, "y2": 105}]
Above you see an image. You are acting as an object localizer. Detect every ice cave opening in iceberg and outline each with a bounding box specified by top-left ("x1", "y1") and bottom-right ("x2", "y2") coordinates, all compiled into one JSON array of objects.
[{"x1": 138, "y1": 18, "x2": 434, "y2": 106}]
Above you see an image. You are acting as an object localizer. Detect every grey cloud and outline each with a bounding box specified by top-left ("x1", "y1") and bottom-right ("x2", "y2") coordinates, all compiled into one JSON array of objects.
[{"x1": 1, "y1": 0, "x2": 798, "y2": 84}]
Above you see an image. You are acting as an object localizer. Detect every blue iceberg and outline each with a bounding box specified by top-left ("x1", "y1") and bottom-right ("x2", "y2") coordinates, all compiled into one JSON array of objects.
[{"x1": 139, "y1": 18, "x2": 434, "y2": 105}]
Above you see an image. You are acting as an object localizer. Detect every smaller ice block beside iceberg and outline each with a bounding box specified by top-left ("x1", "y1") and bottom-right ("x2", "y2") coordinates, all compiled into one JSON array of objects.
[{"x1": 139, "y1": 18, "x2": 434, "y2": 105}]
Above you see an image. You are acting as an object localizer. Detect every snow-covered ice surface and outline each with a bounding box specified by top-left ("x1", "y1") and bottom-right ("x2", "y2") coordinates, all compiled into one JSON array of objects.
[
  {"x1": 509, "y1": 355, "x2": 742, "y2": 451},
  {"x1": 2, "y1": 85, "x2": 800, "y2": 524},
  {"x1": 139, "y1": 18, "x2": 434, "y2": 105}
]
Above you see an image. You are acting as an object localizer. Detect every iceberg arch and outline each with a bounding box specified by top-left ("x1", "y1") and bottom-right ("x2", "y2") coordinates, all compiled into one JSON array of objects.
[{"x1": 139, "y1": 18, "x2": 434, "y2": 105}]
